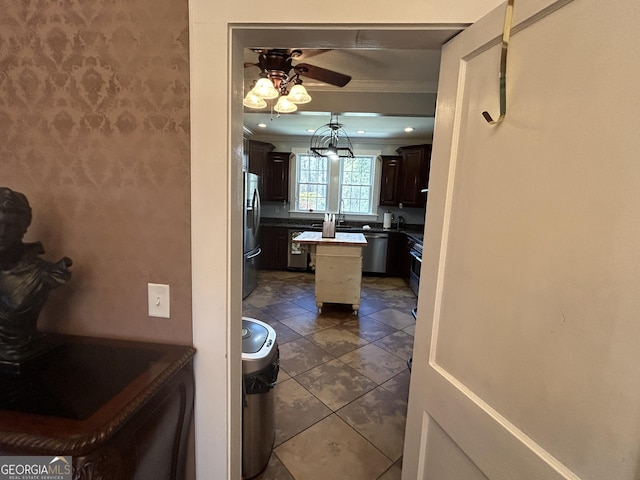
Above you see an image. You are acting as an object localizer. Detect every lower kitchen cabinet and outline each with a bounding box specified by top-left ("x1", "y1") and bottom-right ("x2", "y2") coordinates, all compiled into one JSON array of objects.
[
  {"x1": 387, "y1": 231, "x2": 411, "y2": 278},
  {"x1": 259, "y1": 226, "x2": 289, "y2": 270},
  {"x1": 259, "y1": 225, "x2": 416, "y2": 279}
]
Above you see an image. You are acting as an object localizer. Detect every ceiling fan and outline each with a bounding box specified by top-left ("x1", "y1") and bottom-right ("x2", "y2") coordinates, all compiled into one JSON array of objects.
[
  {"x1": 243, "y1": 49, "x2": 352, "y2": 113},
  {"x1": 245, "y1": 48, "x2": 352, "y2": 88}
]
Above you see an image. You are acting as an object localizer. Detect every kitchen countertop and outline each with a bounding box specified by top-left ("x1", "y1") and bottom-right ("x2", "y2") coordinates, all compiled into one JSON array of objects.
[
  {"x1": 261, "y1": 218, "x2": 424, "y2": 237},
  {"x1": 293, "y1": 231, "x2": 367, "y2": 245}
]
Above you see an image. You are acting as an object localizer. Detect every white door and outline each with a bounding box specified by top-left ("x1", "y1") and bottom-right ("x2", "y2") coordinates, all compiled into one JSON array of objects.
[{"x1": 403, "y1": 1, "x2": 640, "y2": 479}]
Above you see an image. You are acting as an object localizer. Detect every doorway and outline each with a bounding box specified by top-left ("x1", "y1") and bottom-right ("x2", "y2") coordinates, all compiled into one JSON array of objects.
[{"x1": 232, "y1": 26, "x2": 464, "y2": 479}]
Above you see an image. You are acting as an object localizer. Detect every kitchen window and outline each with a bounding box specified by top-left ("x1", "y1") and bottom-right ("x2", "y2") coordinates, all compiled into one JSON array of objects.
[
  {"x1": 297, "y1": 154, "x2": 328, "y2": 212},
  {"x1": 292, "y1": 152, "x2": 381, "y2": 217},
  {"x1": 340, "y1": 156, "x2": 374, "y2": 214}
]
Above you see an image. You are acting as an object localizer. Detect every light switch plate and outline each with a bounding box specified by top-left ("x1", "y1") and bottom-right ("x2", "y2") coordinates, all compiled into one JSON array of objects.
[{"x1": 148, "y1": 283, "x2": 170, "y2": 318}]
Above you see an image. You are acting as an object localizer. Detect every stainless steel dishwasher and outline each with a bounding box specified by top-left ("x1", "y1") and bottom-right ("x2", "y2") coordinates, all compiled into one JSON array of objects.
[
  {"x1": 361, "y1": 232, "x2": 388, "y2": 274},
  {"x1": 287, "y1": 229, "x2": 309, "y2": 270}
]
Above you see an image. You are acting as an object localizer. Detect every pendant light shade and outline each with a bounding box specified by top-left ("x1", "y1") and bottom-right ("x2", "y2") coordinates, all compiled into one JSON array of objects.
[
  {"x1": 274, "y1": 96, "x2": 298, "y2": 113},
  {"x1": 287, "y1": 84, "x2": 312, "y2": 104},
  {"x1": 243, "y1": 91, "x2": 267, "y2": 109},
  {"x1": 252, "y1": 77, "x2": 279, "y2": 99}
]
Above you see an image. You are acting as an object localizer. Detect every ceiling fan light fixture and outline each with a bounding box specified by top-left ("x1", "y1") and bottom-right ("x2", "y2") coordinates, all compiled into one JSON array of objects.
[
  {"x1": 244, "y1": 49, "x2": 353, "y2": 115},
  {"x1": 274, "y1": 95, "x2": 297, "y2": 113},
  {"x1": 252, "y1": 77, "x2": 279, "y2": 99},
  {"x1": 243, "y1": 91, "x2": 267, "y2": 109},
  {"x1": 288, "y1": 84, "x2": 312, "y2": 104}
]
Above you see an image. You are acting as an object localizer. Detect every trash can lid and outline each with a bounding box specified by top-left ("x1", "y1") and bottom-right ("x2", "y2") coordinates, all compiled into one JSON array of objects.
[
  {"x1": 242, "y1": 318, "x2": 269, "y2": 354},
  {"x1": 242, "y1": 317, "x2": 277, "y2": 372}
]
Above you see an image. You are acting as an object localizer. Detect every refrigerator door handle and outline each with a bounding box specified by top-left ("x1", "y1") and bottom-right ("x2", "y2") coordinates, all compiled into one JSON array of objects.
[{"x1": 252, "y1": 187, "x2": 261, "y2": 236}]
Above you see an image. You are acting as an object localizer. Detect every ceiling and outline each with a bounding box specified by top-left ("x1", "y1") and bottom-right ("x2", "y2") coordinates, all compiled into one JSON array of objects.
[{"x1": 242, "y1": 30, "x2": 463, "y2": 142}]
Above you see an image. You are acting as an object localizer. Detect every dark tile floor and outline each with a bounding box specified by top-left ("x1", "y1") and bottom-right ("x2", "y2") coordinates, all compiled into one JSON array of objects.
[{"x1": 243, "y1": 270, "x2": 417, "y2": 480}]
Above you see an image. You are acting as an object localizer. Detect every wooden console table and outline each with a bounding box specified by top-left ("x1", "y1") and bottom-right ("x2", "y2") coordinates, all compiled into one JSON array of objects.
[
  {"x1": 0, "y1": 334, "x2": 195, "y2": 480},
  {"x1": 294, "y1": 231, "x2": 367, "y2": 314}
]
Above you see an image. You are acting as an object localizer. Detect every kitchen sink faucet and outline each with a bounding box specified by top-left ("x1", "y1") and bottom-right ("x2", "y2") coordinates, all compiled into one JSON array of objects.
[{"x1": 338, "y1": 199, "x2": 346, "y2": 225}]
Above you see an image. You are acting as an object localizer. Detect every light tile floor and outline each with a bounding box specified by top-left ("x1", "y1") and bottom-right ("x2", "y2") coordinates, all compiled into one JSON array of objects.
[{"x1": 243, "y1": 270, "x2": 417, "y2": 480}]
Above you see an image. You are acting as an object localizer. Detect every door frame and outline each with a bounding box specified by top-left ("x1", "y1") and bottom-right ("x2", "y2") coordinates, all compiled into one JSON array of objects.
[{"x1": 229, "y1": 23, "x2": 468, "y2": 473}]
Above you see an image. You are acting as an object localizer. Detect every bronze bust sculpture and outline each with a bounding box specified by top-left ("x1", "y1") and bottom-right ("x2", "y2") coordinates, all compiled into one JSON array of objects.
[{"x1": 0, "y1": 187, "x2": 72, "y2": 366}]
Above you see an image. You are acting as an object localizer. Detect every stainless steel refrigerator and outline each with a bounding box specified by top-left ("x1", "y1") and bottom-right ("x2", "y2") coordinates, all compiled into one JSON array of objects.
[{"x1": 243, "y1": 172, "x2": 261, "y2": 298}]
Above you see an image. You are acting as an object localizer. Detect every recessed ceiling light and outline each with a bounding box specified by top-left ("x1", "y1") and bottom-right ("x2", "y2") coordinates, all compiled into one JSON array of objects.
[
  {"x1": 258, "y1": 123, "x2": 267, "y2": 128},
  {"x1": 404, "y1": 127, "x2": 415, "y2": 132},
  {"x1": 356, "y1": 130, "x2": 366, "y2": 134},
  {"x1": 306, "y1": 129, "x2": 315, "y2": 133}
]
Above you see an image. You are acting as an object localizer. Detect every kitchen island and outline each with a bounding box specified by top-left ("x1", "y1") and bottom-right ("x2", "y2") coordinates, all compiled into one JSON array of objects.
[{"x1": 293, "y1": 231, "x2": 367, "y2": 314}]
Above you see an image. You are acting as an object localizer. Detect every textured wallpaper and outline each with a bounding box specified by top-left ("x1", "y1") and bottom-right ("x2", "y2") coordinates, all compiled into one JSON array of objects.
[{"x1": 0, "y1": 0, "x2": 192, "y2": 344}]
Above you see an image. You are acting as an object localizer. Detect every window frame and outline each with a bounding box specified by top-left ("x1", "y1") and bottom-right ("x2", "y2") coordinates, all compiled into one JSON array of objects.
[
  {"x1": 295, "y1": 154, "x2": 330, "y2": 212},
  {"x1": 339, "y1": 156, "x2": 377, "y2": 214},
  {"x1": 289, "y1": 148, "x2": 382, "y2": 220}
]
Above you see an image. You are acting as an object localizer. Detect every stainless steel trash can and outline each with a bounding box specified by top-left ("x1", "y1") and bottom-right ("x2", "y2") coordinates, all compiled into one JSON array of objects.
[{"x1": 242, "y1": 317, "x2": 279, "y2": 479}]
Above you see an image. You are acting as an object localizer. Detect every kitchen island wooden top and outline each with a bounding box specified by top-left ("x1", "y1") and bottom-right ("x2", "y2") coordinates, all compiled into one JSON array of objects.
[{"x1": 294, "y1": 231, "x2": 367, "y2": 245}]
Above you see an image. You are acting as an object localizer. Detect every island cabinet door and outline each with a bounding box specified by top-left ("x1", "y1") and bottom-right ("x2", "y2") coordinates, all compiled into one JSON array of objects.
[{"x1": 314, "y1": 245, "x2": 362, "y2": 306}]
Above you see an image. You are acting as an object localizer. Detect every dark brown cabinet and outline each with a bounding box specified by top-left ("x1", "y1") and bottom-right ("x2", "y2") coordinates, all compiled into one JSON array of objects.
[
  {"x1": 265, "y1": 152, "x2": 290, "y2": 202},
  {"x1": 386, "y1": 231, "x2": 412, "y2": 278},
  {"x1": 380, "y1": 144, "x2": 431, "y2": 207},
  {"x1": 379, "y1": 155, "x2": 401, "y2": 206},
  {"x1": 248, "y1": 141, "x2": 290, "y2": 202},
  {"x1": 248, "y1": 139, "x2": 274, "y2": 195},
  {"x1": 396, "y1": 144, "x2": 431, "y2": 208},
  {"x1": 259, "y1": 226, "x2": 289, "y2": 270}
]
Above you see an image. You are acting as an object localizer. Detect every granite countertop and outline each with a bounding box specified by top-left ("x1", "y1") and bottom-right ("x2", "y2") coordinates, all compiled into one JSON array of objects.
[
  {"x1": 261, "y1": 218, "x2": 424, "y2": 237},
  {"x1": 293, "y1": 231, "x2": 367, "y2": 245}
]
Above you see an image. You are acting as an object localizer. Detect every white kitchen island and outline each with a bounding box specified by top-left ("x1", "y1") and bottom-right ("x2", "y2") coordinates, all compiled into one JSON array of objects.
[{"x1": 294, "y1": 231, "x2": 367, "y2": 314}]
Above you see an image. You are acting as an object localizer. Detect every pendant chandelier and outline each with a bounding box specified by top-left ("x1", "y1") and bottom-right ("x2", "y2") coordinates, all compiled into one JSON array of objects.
[
  {"x1": 243, "y1": 73, "x2": 312, "y2": 114},
  {"x1": 309, "y1": 114, "x2": 354, "y2": 159}
]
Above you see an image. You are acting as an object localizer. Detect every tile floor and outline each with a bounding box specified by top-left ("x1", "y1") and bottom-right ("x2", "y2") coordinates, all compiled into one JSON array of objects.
[{"x1": 242, "y1": 270, "x2": 417, "y2": 480}]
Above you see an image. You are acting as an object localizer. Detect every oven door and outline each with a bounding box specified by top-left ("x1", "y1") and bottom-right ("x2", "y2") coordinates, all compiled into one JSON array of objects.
[{"x1": 409, "y1": 248, "x2": 422, "y2": 296}]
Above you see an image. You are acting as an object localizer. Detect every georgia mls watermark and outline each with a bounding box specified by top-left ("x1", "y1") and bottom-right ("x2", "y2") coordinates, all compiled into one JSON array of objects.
[{"x1": 0, "y1": 456, "x2": 72, "y2": 480}]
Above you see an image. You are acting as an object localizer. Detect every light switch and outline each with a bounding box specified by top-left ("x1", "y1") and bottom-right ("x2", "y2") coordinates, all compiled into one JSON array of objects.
[{"x1": 148, "y1": 283, "x2": 170, "y2": 318}]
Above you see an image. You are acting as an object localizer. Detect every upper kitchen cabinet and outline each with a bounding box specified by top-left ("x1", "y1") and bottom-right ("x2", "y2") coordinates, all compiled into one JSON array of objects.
[
  {"x1": 265, "y1": 152, "x2": 290, "y2": 202},
  {"x1": 395, "y1": 144, "x2": 432, "y2": 208},
  {"x1": 379, "y1": 155, "x2": 401, "y2": 206},
  {"x1": 247, "y1": 139, "x2": 274, "y2": 194}
]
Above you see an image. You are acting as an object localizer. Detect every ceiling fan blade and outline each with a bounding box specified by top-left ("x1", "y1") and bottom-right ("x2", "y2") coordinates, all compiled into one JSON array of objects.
[
  {"x1": 289, "y1": 49, "x2": 332, "y2": 61},
  {"x1": 244, "y1": 62, "x2": 259, "y2": 69},
  {"x1": 294, "y1": 63, "x2": 352, "y2": 87}
]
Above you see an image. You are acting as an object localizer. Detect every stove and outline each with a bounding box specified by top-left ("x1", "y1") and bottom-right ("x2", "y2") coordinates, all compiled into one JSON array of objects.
[
  {"x1": 408, "y1": 238, "x2": 422, "y2": 297},
  {"x1": 408, "y1": 234, "x2": 423, "y2": 318}
]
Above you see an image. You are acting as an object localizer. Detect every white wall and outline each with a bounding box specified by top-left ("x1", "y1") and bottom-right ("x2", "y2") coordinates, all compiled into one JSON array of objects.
[{"x1": 189, "y1": 0, "x2": 503, "y2": 477}]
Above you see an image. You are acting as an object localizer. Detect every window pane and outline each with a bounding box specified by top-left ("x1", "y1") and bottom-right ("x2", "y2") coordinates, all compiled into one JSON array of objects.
[
  {"x1": 295, "y1": 153, "x2": 376, "y2": 215},
  {"x1": 340, "y1": 156, "x2": 374, "y2": 214},
  {"x1": 297, "y1": 154, "x2": 328, "y2": 212}
]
